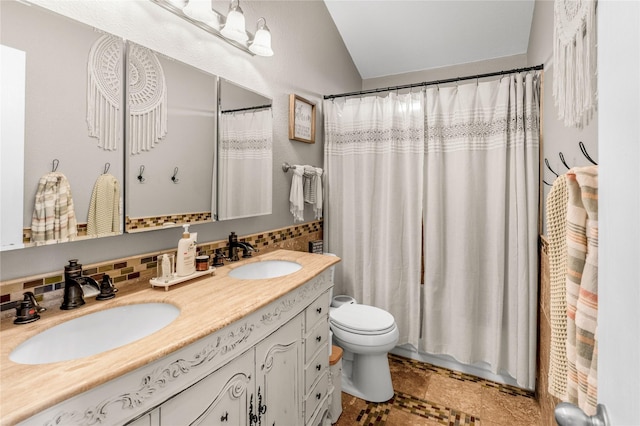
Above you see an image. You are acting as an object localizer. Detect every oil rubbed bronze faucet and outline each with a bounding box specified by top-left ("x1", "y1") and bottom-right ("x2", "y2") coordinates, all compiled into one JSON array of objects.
[
  {"x1": 227, "y1": 232, "x2": 259, "y2": 261},
  {"x1": 14, "y1": 292, "x2": 46, "y2": 324},
  {"x1": 61, "y1": 259, "x2": 100, "y2": 310}
]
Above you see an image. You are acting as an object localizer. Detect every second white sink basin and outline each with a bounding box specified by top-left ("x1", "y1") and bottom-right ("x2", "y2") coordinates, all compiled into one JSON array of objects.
[
  {"x1": 10, "y1": 303, "x2": 180, "y2": 365},
  {"x1": 229, "y1": 260, "x2": 302, "y2": 280}
]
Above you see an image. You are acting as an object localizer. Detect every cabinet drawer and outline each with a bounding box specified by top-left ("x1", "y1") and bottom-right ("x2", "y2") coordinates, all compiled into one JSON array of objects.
[
  {"x1": 307, "y1": 393, "x2": 329, "y2": 426},
  {"x1": 305, "y1": 291, "x2": 330, "y2": 332},
  {"x1": 305, "y1": 318, "x2": 329, "y2": 364},
  {"x1": 304, "y1": 371, "x2": 329, "y2": 424},
  {"x1": 304, "y1": 343, "x2": 329, "y2": 395}
]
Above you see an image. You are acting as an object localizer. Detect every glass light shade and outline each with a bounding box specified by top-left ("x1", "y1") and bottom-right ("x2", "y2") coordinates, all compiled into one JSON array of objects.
[
  {"x1": 167, "y1": 0, "x2": 188, "y2": 8},
  {"x1": 249, "y1": 19, "x2": 273, "y2": 56},
  {"x1": 183, "y1": 0, "x2": 219, "y2": 28},
  {"x1": 221, "y1": 7, "x2": 248, "y2": 43}
]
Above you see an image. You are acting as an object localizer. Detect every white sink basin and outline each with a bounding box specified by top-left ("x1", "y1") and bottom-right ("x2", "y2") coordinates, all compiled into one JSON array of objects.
[
  {"x1": 229, "y1": 260, "x2": 302, "y2": 280},
  {"x1": 9, "y1": 303, "x2": 180, "y2": 365}
]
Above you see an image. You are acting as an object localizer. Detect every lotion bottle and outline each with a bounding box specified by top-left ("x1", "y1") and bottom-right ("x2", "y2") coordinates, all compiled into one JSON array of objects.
[{"x1": 176, "y1": 225, "x2": 196, "y2": 277}]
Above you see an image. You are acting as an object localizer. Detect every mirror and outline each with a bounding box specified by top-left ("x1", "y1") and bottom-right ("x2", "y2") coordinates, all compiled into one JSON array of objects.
[
  {"x1": 0, "y1": 0, "x2": 124, "y2": 250},
  {"x1": 124, "y1": 43, "x2": 218, "y2": 232},
  {"x1": 217, "y1": 79, "x2": 273, "y2": 220}
]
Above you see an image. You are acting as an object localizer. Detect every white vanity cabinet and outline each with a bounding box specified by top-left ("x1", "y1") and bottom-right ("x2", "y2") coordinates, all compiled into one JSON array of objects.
[
  {"x1": 152, "y1": 315, "x2": 302, "y2": 426},
  {"x1": 20, "y1": 269, "x2": 332, "y2": 426}
]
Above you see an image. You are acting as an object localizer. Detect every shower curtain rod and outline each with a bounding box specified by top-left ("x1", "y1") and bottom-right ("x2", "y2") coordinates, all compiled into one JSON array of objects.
[
  {"x1": 323, "y1": 64, "x2": 544, "y2": 100},
  {"x1": 221, "y1": 104, "x2": 272, "y2": 114}
]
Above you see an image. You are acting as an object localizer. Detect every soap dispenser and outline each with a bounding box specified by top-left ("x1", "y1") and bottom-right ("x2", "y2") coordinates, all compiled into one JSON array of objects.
[{"x1": 176, "y1": 224, "x2": 196, "y2": 277}]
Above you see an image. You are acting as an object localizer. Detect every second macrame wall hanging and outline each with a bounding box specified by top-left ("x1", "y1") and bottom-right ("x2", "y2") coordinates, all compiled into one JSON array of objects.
[
  {"x1": 553, "y1": 0, "x2": 597, "y2": 128},
  {"x1": 87, "y1": 35, "x2": 168, "y2": 154}
]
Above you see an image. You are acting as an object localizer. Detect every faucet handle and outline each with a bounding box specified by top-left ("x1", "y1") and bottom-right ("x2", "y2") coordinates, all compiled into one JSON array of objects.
[
  {"x1": 213, "y1": 249, "x2": 226, "y2": 267},
  {"x1": 96, "y1": 275, "x2": 118, "y2": 301},
  {"x1": 14, "y1": 292, "x2": 45, "y2": 325}
]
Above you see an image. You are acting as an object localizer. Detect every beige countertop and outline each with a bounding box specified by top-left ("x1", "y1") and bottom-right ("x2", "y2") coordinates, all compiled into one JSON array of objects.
[{"x1": 0, "y1": 250, "x2": 339, "y2": 425}]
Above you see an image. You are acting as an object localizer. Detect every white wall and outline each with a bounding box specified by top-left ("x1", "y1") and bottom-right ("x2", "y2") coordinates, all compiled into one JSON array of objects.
[
  {"x1": 0, "y1": 0, "x2": 361, "y2": 280},
  {"x1": 597, "y1": 1, "x2": 640, "y2": 423}
]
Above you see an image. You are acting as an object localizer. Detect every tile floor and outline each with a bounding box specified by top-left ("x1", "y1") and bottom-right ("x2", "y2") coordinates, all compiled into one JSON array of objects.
[{"x1": 335, "y1": 354, "x2": 542, "y2": 426}]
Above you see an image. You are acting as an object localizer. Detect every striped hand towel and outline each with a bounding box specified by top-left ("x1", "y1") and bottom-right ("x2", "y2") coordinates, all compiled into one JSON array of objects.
[
  {"x1": 565, "y1": 165, "x2": 598, "y2": 416},
  {"x1": 31, "y1": 172, "x2": 77, "y2": 244}
]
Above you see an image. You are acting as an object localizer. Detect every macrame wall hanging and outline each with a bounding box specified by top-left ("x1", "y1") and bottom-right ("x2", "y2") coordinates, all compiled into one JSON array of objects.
[
  {"x1": 87, "y1": 35, "x2": 168, "y2": 154},
  {"x1": 553, "y1": 0, "x2": 597, "y2": 128},
  {"x1": 87, "y1": 34, "x2": 123, "y2": 151},
  {"x1": 128, "y1": 42, "x2": 168, "y2": 154}
]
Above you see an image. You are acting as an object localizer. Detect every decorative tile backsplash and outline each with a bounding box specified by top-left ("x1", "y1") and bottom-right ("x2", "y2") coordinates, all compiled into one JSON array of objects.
[
  {"x1": 1, "y1": 220, "x2": 323, "y2": 319},
  {"x1": 125, "y1": 212, "x2": 212, "y2": 231}
]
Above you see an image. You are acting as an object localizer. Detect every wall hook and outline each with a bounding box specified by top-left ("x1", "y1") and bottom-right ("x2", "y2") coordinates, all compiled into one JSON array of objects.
[
  {"x1": 544, "y1": 158, "x2": 559, "y2": 177},
  {"x1": 52, "y1": 159, "x2": 59, "y2": 172},
  {"x1": 103, "y1": 163, "x2": 111, "y2": 174},
  {"x1": 559, "y1": 152, "x2": 571, "y2": 170},
  {"x1": 171, "y1": 167, "x2": 179, "y2": 184},
  {"x1": 137, "y1": 165, "x2": 145, "y2": 183},
  {"x1": 579, "y1": 141, "x2": 598, "y2": 165}
]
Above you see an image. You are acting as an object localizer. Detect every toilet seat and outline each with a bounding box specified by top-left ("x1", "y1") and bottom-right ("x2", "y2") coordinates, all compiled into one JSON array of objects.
[{"x1": 329, "y1": 304, "x2": 396, "y2": 335}]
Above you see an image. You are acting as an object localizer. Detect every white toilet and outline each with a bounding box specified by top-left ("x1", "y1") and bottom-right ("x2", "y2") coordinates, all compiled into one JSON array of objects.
[{"x1": 329, "y1": 294, "x2": 399, "y2": 402}]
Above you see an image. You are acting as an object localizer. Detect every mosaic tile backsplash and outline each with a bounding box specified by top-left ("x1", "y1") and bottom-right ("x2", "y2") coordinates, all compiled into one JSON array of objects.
[{"x1": 1, "y1": 220, "x2": 323, "y2": 319}]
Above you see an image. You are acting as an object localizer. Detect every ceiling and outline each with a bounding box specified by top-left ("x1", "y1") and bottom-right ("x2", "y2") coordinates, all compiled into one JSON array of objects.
[{"x1": 323, "y1": 0, "x2": 536, "y2": 80}]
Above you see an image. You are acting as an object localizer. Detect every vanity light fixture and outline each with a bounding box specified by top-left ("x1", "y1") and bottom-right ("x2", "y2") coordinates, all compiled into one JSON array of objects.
[
  {"x1": 182, "y1": 0, "x2": 221, "y2": 29},
  {"x1": 249, "y1": 17, "x2": 274, "y2": 57},
  {"x1": 150, "y1": 0, "x2": 274, "y2": 57},
  {"x1": 220, "y1": 0, "x2": 248, "y2": 43}
]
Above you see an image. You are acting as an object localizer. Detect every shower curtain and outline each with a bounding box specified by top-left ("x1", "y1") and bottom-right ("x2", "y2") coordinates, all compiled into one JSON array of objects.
[
  {"x1": 421, "y1": 73, "x2": 540, "y2": 389},
  {"x1": 324, "y1": 92, "x2": 424, "y2": 348},
  {"x1": 218, "y1": 108, "x2": 273, "y2": 220}
]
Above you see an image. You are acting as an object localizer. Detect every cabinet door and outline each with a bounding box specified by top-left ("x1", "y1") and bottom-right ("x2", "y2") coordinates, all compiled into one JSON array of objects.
[
  {"x1": 126, "y1": 409, "x2": 159, "y2": 426},
  {"x1": 160, "y1": 349, "x2": 253, "y2": 426},
  {"x1": 255, "y1": 314, "x2": 303, "y2": 426}
]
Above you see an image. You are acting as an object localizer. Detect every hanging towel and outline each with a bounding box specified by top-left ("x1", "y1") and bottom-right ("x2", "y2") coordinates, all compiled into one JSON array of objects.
[
  {"x1": 87, "y1": 173, "x2": 121, "y2": 237},
  {"x1": 303, "y1": 165, "x2": 317, "y2": 204},
  {"x1": 313, "y1": 167, "x2": 323, "y2": 220},
  {"x1": 289, "y1": 166, "x2": 305, "y2": 223},
  {"x1": 565, "y1": 165, "x2": 599, "y2": 416},
  {"x1": 546, "y1": 174, "x2": 569, "y2": 400},
  {"x1": 31, "y1": 172, "x2": 77, "y2": 244}
]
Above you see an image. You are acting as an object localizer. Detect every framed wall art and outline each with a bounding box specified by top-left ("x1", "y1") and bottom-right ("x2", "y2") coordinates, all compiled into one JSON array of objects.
[{"x1": 289, "y1": 94, "x2": 316, "y2": 143}]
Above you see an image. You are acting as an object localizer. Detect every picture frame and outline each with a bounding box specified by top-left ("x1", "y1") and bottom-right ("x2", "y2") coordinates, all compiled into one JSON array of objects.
[{"x1": 289, "y1": 94, "x2": 316, "y2": 144}]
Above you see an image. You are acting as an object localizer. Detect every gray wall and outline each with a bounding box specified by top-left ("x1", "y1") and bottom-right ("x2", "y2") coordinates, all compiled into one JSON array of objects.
[{"x1": 0, "y1": 0, "x2": 361, "y2": 280}]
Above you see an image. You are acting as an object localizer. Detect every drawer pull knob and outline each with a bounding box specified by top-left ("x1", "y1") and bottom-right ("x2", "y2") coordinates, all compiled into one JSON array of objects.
[
  {"x1": 316, "y1": 307, "x2": 322, "y2": 314},
  {"x1": 316, "y1": 364, "x2": 322, "y2": 371},
  {"x1": 316, "y1": 392, "x2": 322, "y2": 400},
  {"x1": 221, "y1": 412, "x2": 228, "y2": 422},
  {"x1": 316, "y1": 336, "x2": 322, "y2": 342}
]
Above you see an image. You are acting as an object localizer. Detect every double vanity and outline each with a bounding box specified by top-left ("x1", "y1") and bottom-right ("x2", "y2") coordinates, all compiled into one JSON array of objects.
[{"x1": 0, "y1": 250, "x2": 339, "y2": 426}]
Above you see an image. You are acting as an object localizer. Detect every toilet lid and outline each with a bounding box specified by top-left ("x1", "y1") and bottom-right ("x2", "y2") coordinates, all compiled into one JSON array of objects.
[{"x1": 330, "y1": 304, "x2": 396, "y2": 335}]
